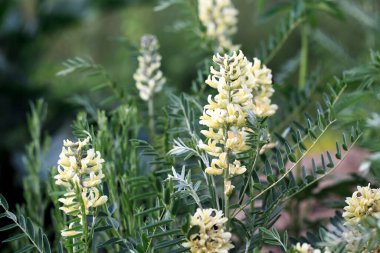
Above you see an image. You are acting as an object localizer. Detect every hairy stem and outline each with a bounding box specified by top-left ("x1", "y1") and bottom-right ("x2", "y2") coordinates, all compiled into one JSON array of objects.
[
  {"x1": 87, "y1": 209, "x2": 98, "y2": 253},
  {"x1": 223, "y1": 128, "x2": 231, "y2": 230},
  {"x1": 205, "y1": 171, "x2": 219, "y2": 210},
  {"x1": 5, "y1": 210, "x2": 44, "y2": 253},
  {"x1": 238, "y1": 143, "x2": 260, "y2": 206},
  {"x1": 224, "y1": 160, "x2": 230, "y2": 230},
  {"x1": 148, "y1": 98, "x2": 155, "y2": 140},
  {"x1": 76, "y1": 185, "x2": 89, "y2": 253},
  {"x1": 145, "y1": 210, "x2": 166, "y2": 253},
  {"x1": 264, "y1": 17, "x2": 305, "y2": 65}
]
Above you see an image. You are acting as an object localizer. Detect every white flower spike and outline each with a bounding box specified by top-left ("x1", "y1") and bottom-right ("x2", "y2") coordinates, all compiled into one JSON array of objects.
[
  {"x1": 55, "y1": 137, "x2": 108, "y2": 237},
  {"x1": 133, "y1": 34, "x2": 166, "y2": 101},
  {"x1": 198, "y1": 0, "x2": 239, "y2": 51}
]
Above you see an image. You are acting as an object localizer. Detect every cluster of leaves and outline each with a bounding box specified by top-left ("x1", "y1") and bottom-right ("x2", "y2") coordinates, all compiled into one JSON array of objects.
[{"x1": 0, "y1": 194, "x2": 52, "y2": 253}]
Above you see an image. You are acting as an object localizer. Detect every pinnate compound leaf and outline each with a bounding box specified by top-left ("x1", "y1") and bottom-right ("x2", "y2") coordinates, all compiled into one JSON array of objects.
[
  {"x1": 15, "y1": 245, "x2": 34, "y2": 253},
  {"x1": 0, "y1": 194, "x2": 9, "y2": 210}
]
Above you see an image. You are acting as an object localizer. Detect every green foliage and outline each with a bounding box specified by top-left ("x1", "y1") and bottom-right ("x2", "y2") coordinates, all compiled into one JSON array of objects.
[
  {"x1": 22, "y1": 99, "x2": 50, "y2": 227},
  {"x1": 260, "y1": 227, "x2": 289, "y2": 251},
  {"x1": 57, "y1": 57, "x2": 128, "y2": 104},
  {"x1": 0, "y1": 194, "x2": 51, "y2": 253},
  {"x1": 256, "y1": 3, "x2": 305, "y2": 64}
]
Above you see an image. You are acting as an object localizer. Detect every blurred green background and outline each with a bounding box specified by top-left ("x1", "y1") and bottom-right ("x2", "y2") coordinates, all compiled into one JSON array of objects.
[{"x1": 0, "y1": 0, "x2": 379, "y2": 207}]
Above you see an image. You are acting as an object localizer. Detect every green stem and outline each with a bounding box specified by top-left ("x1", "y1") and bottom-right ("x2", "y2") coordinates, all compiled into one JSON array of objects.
[
  {"x1": 148, "y1": 98, "x2": 155, "y2": 140},
  {"x1": 223, "y1": 175, "x2": 230, "y2": 230},
  {"x1": 6, "y1": 209, "x2": 44, "y2": 253},
  {"x1": 109, "y1": 214, "x2": 128, "y2": 251},
  {"x1": 145, "y1": 210, "x2": 166, "y2": 253},
  {"x1": 249, "y1": 177, "x2": 255, "y2": 212},
  {"x1": 233, "y1": 134, "x2": 260, "y2": 218},
  {"x1": 298, "y1": 25, "x2": 308, "y2": 90},
  {"x1": 223, "y1": 132, "x2": 230, "y2": 230},
  {"x1": 205, "y1": 171, "x2": 219, "y2": 210},
  {"x1": 76, "y1": 185, "x2": 89, "y2": 253},
  {"x1": 198, "y1": 159, "x2": 217, "y2": 209},
  {"x1": 264, "y1": 17, "x2": 305, "y2": 65},
  {"x1": 295, "y1": 149, "x2": 302, "y2": 181},
  {"x1": 87, "y1": 210, "x2": 98, "y2": 252},
  {"x1": 211, "y1": 175, "x2": 220, "y2": 210},
  {"x1": 238, "y1": 143, "x2": 260, "y2": 206}
]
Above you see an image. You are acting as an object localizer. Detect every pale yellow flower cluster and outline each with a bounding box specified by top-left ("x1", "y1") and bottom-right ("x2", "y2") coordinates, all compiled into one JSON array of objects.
[
  {"x1": 339, "y1": 185, "x2": 380, "y2": 252},
  {"x1": 250, "y1": 58, "x2": 278, "y2": 117},
  {"x1": 295, "y1": 243, "x2": 331, "y2": 253},
  {"x1": 343, "y1": 184, "x2": 380, "y2": 224},
  {"x1": 198, "y1": 0, "x2": 238, "y2": 51},
  {"x1": 199, "y1": 51, "x2": 277, "y2": 179},
  {"x1": 133, "y1": 34, "x2": 165, "y2": 101},
  {"x1": 182, "y1": 208, "x2": 234, "y2": 253},
  {"x1": 55, "y1": 137, "x2": 108, "y2": 237}
]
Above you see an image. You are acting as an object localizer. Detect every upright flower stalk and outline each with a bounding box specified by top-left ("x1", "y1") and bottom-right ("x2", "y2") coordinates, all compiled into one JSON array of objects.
[
  {"x1": 199, "y1": 50, "x2": 277, "y2": 229},
  {"x1": 55, "y1": 137, "x2": 108, "y2": 252},
  {"x1": 133, "y1": 34, "x2": 166, "y2": 138},
  {"x1": 198, "y1": 0, "x2": 239, "y2": 52}
]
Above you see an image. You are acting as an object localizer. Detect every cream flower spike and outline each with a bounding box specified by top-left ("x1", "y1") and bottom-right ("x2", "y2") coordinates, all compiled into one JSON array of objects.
[
  {"x1": 199, "y1": 50, "x2": 278, "y2": 198},
  {"x1": 55, "y1": 137, "x2": 108, "y2": 237},
  {"x1": 199, "y1": 51, "x2": 252, "y2": 180},
  {"x1": 133, "y1": 34, "x2": 166, "y2": 101},
  {"x1": 249, "y1": 58, "x2": 278, "y2": 117},
  {"x1": 198, "y1": 0, "x2": 239, "y2": 52},
  {"x1": 182, "y1": 208, "x2": 234, "y2": 252}
]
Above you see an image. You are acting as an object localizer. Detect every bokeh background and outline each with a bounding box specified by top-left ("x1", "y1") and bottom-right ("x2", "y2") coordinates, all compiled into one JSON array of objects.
[{"x1": 0, "y1": 0, "x2": 379, "y2": 244}]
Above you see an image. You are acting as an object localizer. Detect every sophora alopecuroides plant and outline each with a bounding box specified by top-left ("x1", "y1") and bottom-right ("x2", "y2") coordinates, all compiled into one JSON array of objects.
[{"x1": 0, "y1": 49, "x2": 366, "y2": 253}]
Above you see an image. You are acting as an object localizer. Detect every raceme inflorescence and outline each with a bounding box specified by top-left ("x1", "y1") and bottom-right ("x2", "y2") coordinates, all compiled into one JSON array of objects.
[
  {"x1": 199, "y1": 50, "x2": 277, "y2": 195},
  {"x1": 55, "y1": 137, "x2": 108, "y2": 237},
  {"x1": 133, "y1": 34, "x2": 166, "y2": 102},
  {"x1": 198, "y1": 0, "x2": 239, "y2": 51},
  {"x1": 183, "y1": 49, "x2": 278, "y2": 251}
]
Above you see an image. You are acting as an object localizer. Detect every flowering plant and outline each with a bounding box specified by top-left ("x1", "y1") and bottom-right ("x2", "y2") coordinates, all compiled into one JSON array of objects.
[{"x1": 1, "y1": 1, "x2": 380, "y2": 253}]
